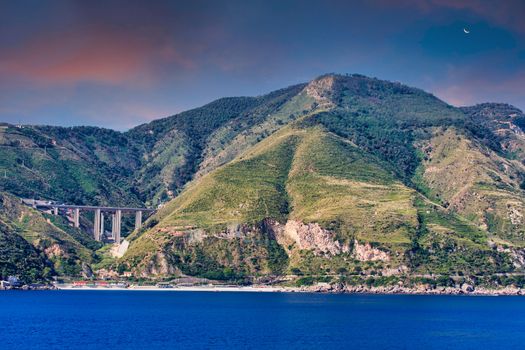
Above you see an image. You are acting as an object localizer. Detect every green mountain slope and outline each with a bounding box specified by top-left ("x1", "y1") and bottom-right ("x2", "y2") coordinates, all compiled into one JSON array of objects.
[{"x1": 128, "y1": 83, "x2": 308, "y2": 204}]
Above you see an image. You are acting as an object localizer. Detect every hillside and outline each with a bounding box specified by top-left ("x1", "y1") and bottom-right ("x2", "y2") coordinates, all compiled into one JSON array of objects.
[
  {"x1": 0, "y1": 192, "x2": 101, "y2": 280},
  {"x1": 0, "y1": 125, "x2": 142, "y2": 206},
  {"x1": 2, "y1": 73, "x2": 525, "y2": 288},
  {"x1": 127, "y1": 83, "x2": 308, "y2": 204}
]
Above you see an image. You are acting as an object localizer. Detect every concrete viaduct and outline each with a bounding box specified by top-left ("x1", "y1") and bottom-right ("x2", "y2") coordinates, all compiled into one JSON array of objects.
[{"x1": 22, "y1": 199, "x2": 155, "y2": 243}]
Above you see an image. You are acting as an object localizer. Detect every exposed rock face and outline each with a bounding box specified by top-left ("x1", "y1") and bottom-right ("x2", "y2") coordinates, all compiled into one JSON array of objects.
[
  {"x1": 270, "y1": 220, "x2": 348, "y2": 255},
  {"x1": 143, "y1": 252, "x2": 178, "y2": 277},
  {"x1": 81, "y1": 263, "x2": 93, "y2": 279},
  {"x1": 461, "y1": 283, "x2": 475, "y2": 293},
  {"x1": 217, "y1": 223, "x2": 258, "y2": 239},
  {"x1": 304, "y1": 75, "x2": 337, "y2": 108},
  {"x1": 96, "y1": 268, "x2": 119, "y2": 280},
  {"x1": 44, "y1": 243, "x2": 64, "y2": 258},
  {"x1": 508, "y1": 205, "x2": 523, "y2": 225},
  {"x1": 353, "y1": 240, "x2": 390, "y2": 262}
]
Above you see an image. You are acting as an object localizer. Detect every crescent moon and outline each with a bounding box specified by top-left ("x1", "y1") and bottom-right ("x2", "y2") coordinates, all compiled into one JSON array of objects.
[{"x1": 463, "y1": 28, "x2": 470, "y2": 34}]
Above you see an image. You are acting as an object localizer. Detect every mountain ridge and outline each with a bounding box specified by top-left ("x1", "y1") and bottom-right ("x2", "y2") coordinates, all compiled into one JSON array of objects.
[{"x1": 2, "y1": 73, "x2": 525, "y2": 289}]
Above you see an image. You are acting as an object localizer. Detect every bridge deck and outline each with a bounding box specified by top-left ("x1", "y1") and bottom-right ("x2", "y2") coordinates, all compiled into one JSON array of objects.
[
  {"x1": 22, "y1": 200, "x2": 155, "y2": 212},
  {"x1": 43, "y1": 204, "x2": 155, "y2": 212}
]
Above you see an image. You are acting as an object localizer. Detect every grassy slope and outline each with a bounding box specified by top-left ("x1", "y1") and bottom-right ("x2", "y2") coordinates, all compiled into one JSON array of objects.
[
  {"x1": 195, "y1": 88, "x2": 316, "y2": 178},
  {"x1": 128, "y1": 84, "x2": 306, "y2": 205},
  {"x1": 414, "y1": 127, "x2": 525, "y2": 244}
]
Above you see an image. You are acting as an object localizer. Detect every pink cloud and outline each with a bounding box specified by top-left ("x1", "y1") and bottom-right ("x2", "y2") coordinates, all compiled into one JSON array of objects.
[{"x1": 0, "y1": 25, "x2": 196, "y2": 87}]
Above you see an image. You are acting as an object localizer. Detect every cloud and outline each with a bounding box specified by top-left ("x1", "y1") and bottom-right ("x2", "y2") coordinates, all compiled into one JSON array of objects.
[
  {"x1": 0, "y1": 25, "x2": 196, "y2": 87},
  {"x1": 0, "y1": 0, "x2": 522, "y2": 129}
]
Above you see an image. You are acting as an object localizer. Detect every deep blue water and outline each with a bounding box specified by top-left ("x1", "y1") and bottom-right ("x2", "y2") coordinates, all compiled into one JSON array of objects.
[{"x1": 1, "y1": 291, "x2": 525, "y2": 349}]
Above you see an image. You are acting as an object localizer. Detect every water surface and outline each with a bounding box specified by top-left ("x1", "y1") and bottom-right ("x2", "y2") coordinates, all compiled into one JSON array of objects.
[{"x1": 1, "y1": 291, "x2": 524, "y2": 349}]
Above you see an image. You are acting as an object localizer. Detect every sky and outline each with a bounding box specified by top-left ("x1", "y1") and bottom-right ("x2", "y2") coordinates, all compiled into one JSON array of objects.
[{"x1": 0, "y1": 0, "x2": 524, "y2": 130}]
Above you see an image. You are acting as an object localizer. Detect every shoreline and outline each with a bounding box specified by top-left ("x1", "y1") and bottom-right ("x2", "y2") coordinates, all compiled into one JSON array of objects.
[
  {"x1": 10, "y1": 283, "x2": 524, "y2": 296},
  {"x1": 55, "y1": 285, "x2": 287, "y2": 292},
  {"x1": 4, "y1": 281, "x2": 525, "y2": 295}
]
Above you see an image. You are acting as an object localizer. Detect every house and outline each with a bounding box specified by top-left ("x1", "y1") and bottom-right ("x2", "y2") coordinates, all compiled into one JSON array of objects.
[{"x1": 7, "y1": 276, "x2": 21, "y2": 287}]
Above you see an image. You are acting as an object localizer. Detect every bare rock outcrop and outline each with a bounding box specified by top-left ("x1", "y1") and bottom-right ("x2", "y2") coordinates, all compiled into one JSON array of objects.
[
  {"x1": 81, "y1": 263, "x2": 94, "y2": 279},
  {"x1": 270, "y1": 220, "x2": 348, "y2": 255},
  {"x1": 508, "y1": 205, "x2": 523, "y2": 225},
  {"x1": 304, "y1": 75, "x2": 337, "y2": 108},
  {"x1": 353, "y1": 240, "x2": 390, "y2": 262},
  {"x1": 142, "y1": 252, "x2": 178, "y2": 277},
  {"x1": 44, "y1": 243, "x2": 65, "y2": 258}
]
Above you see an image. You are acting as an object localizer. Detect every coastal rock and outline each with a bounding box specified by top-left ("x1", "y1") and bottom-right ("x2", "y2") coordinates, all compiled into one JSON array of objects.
[{"x1": 461, "y1": 283, "x2": 475, "y2": 293}]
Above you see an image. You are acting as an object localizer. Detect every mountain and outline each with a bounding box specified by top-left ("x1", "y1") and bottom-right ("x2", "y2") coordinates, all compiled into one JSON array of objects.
[{"x1": 3, "y1": 73, "x2": 525, "y2": 289}]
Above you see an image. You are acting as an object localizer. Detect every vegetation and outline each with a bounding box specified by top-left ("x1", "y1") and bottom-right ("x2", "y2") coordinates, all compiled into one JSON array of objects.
[
  {"x1": 0, "y1": 222, "x2": 51, "y2": 283},
  {"x1": 0, "y1": 192, "x2": 97, "y2": 279}
]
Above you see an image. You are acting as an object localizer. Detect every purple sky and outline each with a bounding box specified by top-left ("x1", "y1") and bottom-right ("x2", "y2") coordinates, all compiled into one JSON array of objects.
[{"x1": 0, "y1": 0, "x2": 524, "y2": 130}]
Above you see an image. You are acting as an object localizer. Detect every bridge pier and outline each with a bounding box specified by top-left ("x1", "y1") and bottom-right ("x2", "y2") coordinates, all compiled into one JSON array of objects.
[
  {"x1": 135, "y1": 211, "x2": 142, "y2": 230},
  {"x1": 111, "y1": 213, "x2": 115, "y2": 238},
  {"x1": 100, "y1": 212, "x2": 105, "y2": 237},
  {"x1": 73, "y1": 208, "x2": 80, "y2": 228},
  {"x1": 93, "y1": 209, "x2": 101, "y2": 241},
  {"x1": 23, "y1": 200, "x2": 154, "y2": 244},
  {"x1": 112, "y1": 209, "x2": 122, "y2": 244}
]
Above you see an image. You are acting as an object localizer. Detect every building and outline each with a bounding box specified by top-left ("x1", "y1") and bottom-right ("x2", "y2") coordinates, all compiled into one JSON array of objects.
[{"x1": 7, "y1": 276, "x2": 21, "y2": 287}]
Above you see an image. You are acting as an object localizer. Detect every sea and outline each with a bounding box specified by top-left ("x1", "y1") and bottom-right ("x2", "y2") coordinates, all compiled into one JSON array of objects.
[{"x1": 1, "y1": 291, "x2": 525, "y2": 349}]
